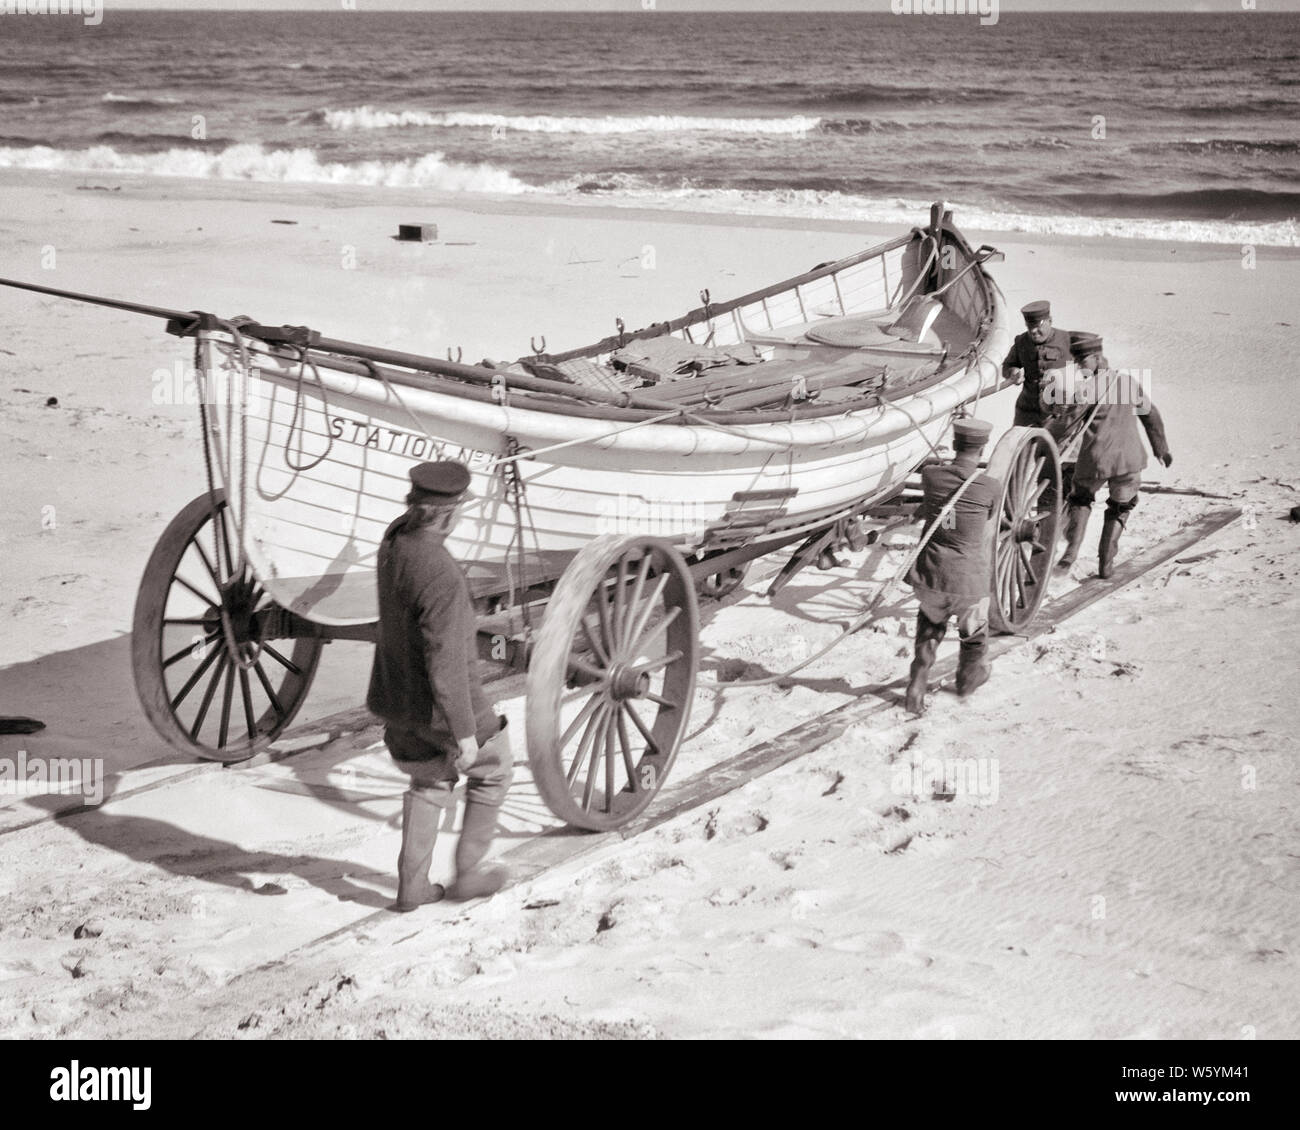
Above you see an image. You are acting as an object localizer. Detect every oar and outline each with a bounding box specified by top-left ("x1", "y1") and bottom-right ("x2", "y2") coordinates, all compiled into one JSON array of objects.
[
  {"x1": 0, "y1": 274, "x2": 190, "y2": 322},
  {"x1": 0, "y1": 274, "x2": 689, "y2": 414}
]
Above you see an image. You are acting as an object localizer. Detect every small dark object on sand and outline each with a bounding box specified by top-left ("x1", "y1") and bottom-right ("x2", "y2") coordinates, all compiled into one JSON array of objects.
[
  {"x1": 45, "y1": 396, "x2": 58, "y2": 408},
  {"x1": 1289, "y1": 505, "x2": 1300, "y2": 524},
  {"x1": 397, "y1": 222, "x2": 438, "y2": 242},
  {"x1": 0, "y1": 717, "x2": 45, "y2": 734}
]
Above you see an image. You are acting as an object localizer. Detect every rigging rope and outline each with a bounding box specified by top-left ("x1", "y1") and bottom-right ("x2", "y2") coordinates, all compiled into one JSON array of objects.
[
  {"x1": 193, "y1": 320, "x2": 264, "y2": 670},
  {"x1": 281, "y1": 345, "x2": 335, "y2": 472},
  {"x1": 500, "y1": 434, "x2": 534, "y2": 638}
]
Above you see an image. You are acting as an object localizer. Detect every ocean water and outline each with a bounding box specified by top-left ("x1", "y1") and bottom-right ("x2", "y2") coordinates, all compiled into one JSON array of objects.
[{"x1": 3, "y1": 10, "x2": 1298, "y2": 244}]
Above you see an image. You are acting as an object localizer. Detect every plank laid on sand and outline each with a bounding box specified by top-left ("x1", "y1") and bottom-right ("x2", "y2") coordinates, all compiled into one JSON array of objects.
[{"x1": 120, "y1": 505, "x2": 1238, "y2": 997}]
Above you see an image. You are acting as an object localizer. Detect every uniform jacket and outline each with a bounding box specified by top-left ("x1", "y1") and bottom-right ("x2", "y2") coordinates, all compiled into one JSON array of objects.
[
  {"x1": 1073, "y1": 369, "x2": 1170, "y2": 481},
  {"x1": 1004, "y1": 327, "x2": 1072, "y2": 414},
  {"x1": 906, "y1": 462, "x2": 1000, "y2": 598},
  {"x1": 1041, "y1": 354, "x2": 1109, "y2": 461},
  {"x1": 366, "y1": 512, "x2": 497, "y2": 755}
]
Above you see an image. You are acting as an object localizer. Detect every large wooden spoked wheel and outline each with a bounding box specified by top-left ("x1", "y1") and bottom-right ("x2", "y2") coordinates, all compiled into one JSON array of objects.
[
  {"x1": 527, "y1": 535, "x2": 700, "y2": 831},
  {"x1": 131, "y1": 490, "x2": 323, "y2": 763},
  {"x1": 985, "y1": 426, "x2": 1061, "y2": 634}
]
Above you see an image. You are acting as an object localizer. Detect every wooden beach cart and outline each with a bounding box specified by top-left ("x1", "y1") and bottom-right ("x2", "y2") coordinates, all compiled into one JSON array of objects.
[{"x1": 2, "y1": 203, "x2": 1062, "y2": 831}]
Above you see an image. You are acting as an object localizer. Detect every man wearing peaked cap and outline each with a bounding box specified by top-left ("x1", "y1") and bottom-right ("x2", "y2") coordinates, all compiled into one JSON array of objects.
[
  {"x1": 1056, "y1": 334, "x2": 1173, "y2": 578},
  {"x1": 903, "y1": 416, "x2": 1000, "y2": 714},
  {"x1": 1070, "y1": 331, "x2": 1103, "y2": 358},
  {"x1": 1002, "y1": 299, "x2": 1073, "y2": 428},
  {"x1": 952, "y1": 417, "x2": 993, "y2": 444},
  {"x1": 367, "y1": 459, "x2": 513, "y2": 910},
  {"x1": 407, "y1": 459, "x2": 472, "y2": 501}
]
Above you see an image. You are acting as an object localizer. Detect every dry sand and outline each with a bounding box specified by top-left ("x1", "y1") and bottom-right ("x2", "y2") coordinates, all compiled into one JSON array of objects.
[{"x1": 0, "y1": 169, "x2": 1297, "y2": 1039}]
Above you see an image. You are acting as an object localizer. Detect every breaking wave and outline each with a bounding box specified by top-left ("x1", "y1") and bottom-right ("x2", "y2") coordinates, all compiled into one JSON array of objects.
[
  {"x1": 3, "y1": 143, "x2": 1295, "y2": 247},
  {"x1": 0, "y1": 143, "x2": 531, "y2": 193},
  {"x1": 101, "y1": 92, "x2": 186, "y2": 107},
  {"x1": 319, "y1": 107, "x2": 825, "y2": 135},
  {"x1": 538, "y1": 180, "x2": 1300, "y2": 247}
]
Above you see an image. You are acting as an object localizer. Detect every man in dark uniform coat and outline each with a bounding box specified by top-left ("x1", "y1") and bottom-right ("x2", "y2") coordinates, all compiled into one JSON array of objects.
[
  {"x1": 1056, "y1": 333, "x2": 1172, "y2": 578},
  {"x1": 1002, "y1": 299, "x2": 1072, "y2": 429},
  {"x1": 903, "y1": 417, "x2": 1000, "y2": 715},
  {"x1": 367, "y1": 460, "x2": 513, "y2": 911}
]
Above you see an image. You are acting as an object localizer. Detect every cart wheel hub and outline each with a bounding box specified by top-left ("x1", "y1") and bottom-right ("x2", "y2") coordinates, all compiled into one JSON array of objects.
[
  {"x1": 607, "y1": 663, "x2": 651, "y2": 701},
  {"x1": 1014, "y1": 517, "x2": 1038, "y2": 542},
  {"x1": 219, "y1": 582, "x2": 260, "y2": 643}
]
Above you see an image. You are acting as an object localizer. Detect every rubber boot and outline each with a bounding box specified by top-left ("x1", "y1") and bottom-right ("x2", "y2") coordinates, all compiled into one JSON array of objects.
[
  {"x1": 955, "y1": 633, "x2": 992, "y2": 697},
  {"x1": 1057, "y1": 503, "x2": 1090, "y2": 569},
  {"x1": 447, "y1": 800, "x2": 508, "y2": 901},
  {"x1": 394, "y1": 789, "x2": 445, "y2": 912},
  {"x1": 1098, "y1": 508, "x2": 1127, "y2": 579},
  {"x1": 904, "y1": 613, "x2": 947, "y2": 716}
]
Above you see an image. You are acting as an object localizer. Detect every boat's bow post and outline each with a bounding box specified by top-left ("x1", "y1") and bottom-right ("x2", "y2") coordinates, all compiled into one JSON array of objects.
[
  {"x1": 926, "y1": 199, "x2": 950, "y2": 291},
  {"x1": 928, "y1": 200, "x2": 946, "y2": 236}
]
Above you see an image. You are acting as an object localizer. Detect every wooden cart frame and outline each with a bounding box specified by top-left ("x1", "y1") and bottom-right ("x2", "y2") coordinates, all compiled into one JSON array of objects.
[{"x1": 130, "y1": 424, "x2": 1059, "y2": 831}]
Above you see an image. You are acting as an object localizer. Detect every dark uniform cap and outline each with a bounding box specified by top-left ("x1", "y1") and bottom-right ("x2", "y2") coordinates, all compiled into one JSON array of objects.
[
  {"x1": 408, "y1": 460, "x2": 472, "y2": 500},
  {"x1": 1069, "y1": 331, "x2": 1104, "y2": 360},
  {"x1": 1020, "y1": 300, "x2": 1051, "y2": 325},
  {"x1": 952, "y1": 417, "x2": 993, "y2": 447}
]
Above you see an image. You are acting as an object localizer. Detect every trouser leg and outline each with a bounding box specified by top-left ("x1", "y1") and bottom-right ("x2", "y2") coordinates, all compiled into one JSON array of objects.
[
  {"x1": 1099, "y1": 492, "x2": 1138, "y2": 579},
  {"x1": 449, "y1": 718, "x2": 515, "y2": 901},
  {"x1": 395, "y1": 785, "x2": 453, "y2": 912},
  {"x1": 905, "y1": 609, "x2": 948, "y2": 716},
  {"x1": 1059, "y1": 478, "x2": 1098, "y2": 569},
  {"x1": 385, "y1": 723, "x2": 456, "y2": 912},
  {"x1": 954, "y1": 598, "x2": 992, "y2": 697},
  {"x1": 1058, "y1": 503, "x2": 1091, "y2": 568},
  {"x1": 1098, "y1": 473, "x2": 1140, "y2": 578}
]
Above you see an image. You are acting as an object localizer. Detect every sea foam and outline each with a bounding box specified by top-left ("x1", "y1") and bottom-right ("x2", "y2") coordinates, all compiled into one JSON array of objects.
[
  {"x1": 2, "y1": 142, "x2": 1294, "y2": 248},
  {"x1": 320, "y1": 106, "x2": 824, "y2": 136},
  {"x1": 0, "y1": 143, "x2": 531, "y2": 193},
  {"x1": 546, "y1": 179, "x2": 1300, "y2": 248}
]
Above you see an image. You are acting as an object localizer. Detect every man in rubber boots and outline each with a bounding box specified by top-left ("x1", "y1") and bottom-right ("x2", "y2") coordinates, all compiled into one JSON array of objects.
[
  {"x1": 1002, "y1": 299, "x2": 1072, "y2": 429},
  {"x1": 1056, "y1": 333, "x2": 1173, "y2": 577},
  {"x1": 904, "y1": 418, "x2": 1000, "y2": 715},
  {"x1": 367, "y1": 460, "x2": 513, "y2": 912}
]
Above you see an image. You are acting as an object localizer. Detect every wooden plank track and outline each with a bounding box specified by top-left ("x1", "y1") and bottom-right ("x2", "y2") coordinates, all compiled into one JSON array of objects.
[{"x1": 209, "y1": 505, "x2": 1241, "y2": 996}]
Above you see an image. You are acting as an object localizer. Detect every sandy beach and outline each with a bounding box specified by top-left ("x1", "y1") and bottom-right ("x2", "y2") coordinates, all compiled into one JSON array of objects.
[{"x1": 1, "y1": 168, "x2": 1297, "y2": 1039}]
